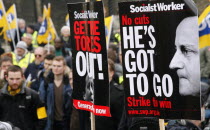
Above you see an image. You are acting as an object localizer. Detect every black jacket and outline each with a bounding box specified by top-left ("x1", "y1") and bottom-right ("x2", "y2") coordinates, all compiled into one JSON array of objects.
[
  {"x1": 166, "y1": 120, "x2": 201, "y2": 130},
  {"x1": 96, "y1": 80, "x2": 125, "y2": 130},
  {"x1": 118, "y1": 111, "x2": 160, "y2": 130},
  {"x1": 0, "y1": 84, "x2": 47, "y2": 130},
  {"x1": 24, "y1": 62, "x2": 44, "y2": 91}
]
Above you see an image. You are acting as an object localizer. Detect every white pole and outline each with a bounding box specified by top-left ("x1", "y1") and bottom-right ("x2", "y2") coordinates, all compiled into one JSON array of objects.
[
  {"x1": 106, "y1": 15, "x2": 113, "y2": 49},
  {"x1": 85, "y1": 0, "x2": 94, "y2": 130},
  {"x1": 47, "y1": 34, "x2": 51, "y2": 54},
  {"x1": 9, "y1": 29, "x2": 15, "y2": 50},
  {"x1": 90, "y1": 113, "x2": 95, "y2": 130},
  {"x1": 14, "y1": 4, "x2": 20, "y2": 42},
  {"x1": 159, "y1": 119, "x2": 165, "y2": 130}
]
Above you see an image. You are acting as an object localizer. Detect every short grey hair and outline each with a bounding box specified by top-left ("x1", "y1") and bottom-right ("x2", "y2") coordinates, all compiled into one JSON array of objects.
[{"x1": 60, "y1": 26, "x2": 70, "y2": 35}]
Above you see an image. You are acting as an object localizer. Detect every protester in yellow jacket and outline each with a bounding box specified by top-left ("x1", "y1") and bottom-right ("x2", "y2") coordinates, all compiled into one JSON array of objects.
[
  {"x1": 25, "y1": 25, "x2": 38, "y2": 48},
  {"x1": 11, "y1": 41, "x2": 35, "y2": 71}
]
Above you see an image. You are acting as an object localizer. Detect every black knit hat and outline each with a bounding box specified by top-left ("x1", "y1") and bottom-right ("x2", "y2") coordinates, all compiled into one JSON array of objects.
[{"x1": 27, "y1": 25, "x2": 35, "y2": 31}]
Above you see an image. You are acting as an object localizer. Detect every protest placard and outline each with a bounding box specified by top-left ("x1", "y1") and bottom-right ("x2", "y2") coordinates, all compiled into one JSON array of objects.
[
  {"x1": 119, "y1": 0, "x2": 201, "y2": 120},
  {"x1": 68, "y1": 1, "x2": 110, "y2": 117}
]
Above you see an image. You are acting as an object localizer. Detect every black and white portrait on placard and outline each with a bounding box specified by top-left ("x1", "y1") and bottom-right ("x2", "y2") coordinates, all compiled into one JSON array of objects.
[{"x1": 169, "y1": 16, "x2": 200, "y2": 97}]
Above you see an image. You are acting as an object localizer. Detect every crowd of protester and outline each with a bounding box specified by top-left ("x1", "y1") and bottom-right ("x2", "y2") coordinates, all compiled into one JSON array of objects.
[
  {"x1": 0, "y1": 13, "x2": 209, "y2": 130},
  {"x1": 0, "y1": 17, "x2": 73, "y2": 129},
  {"x1": 0, "y1": 15, "x2": 127, "y2": 130}
]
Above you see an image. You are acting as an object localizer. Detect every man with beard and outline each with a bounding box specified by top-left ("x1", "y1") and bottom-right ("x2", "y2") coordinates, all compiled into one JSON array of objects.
[
  {"x1": 11, "y1": 41, "x2": 35, "y2": 72},
  {"x1": 24, "y1": 47, "x2": 45, "y2": 91},
  {"x1": 0, "y1": 65, "x2": 47, "y2": 130}
]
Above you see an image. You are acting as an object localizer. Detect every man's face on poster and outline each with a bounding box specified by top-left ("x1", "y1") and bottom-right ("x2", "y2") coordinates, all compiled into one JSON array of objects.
[
  {"x1": 84, "y1": 76, "x2": 94, "y2": 102},
  {"x1": 169, "y1": 16, "x2": 200, "y2": 96}
]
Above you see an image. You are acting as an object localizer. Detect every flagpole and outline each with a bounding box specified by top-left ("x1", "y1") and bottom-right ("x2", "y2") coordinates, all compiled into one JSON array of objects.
[
  {"x1": 2, "y1": 4, "x2": 16, "y2": 49},
  {"x1": 43, "y1": 5, "x2": 47, "y2": 16},
  {"x1": 106, "y1": 15, "x2": 113, "y2": 49},
  {"x1": 47, "y1": 39, "x2": 50, "y2": 54},
  {"x1": 47, "y1": 34, "x2": 51, "y2": 54},
  {"x1": 8, "y1": 26, "x2": 16, "y2": 51},
  {"x1": 48, "y1": 3, "x2": 51, "y2": 15},
  {"x1": 14, "y1": 4, "x2": 20, "y2": 42}
]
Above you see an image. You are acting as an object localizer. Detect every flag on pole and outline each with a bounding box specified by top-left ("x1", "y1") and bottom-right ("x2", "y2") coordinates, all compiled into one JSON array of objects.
[
  {"x1": 3, "y1": 4, "x2": 17, "y2": 42},
  {"x1": 65, "y1": 14, "x2": 69, "y2": 26},
  {"x1": 105, "y1": 15, "x2": 113, "y2": 47},
  {"x1": 37, "y1": 5, "x2": 56, "y2": 44},
  {"x1": 0, "y1": 0, "x2": 6, "y2": 35},
  {"x1": 37, "y1": 6, "x2": 50, "y2": 44},
  {"x1": 4, "y1": 4, "x2": 17, "y2": 30},
  {"x1": 199, "y1": 5, "x2": 210, "y2": 48},
  {"x1": 0, "y1": 0, "x2": 6, "y2": 28},
  {"x1": 48, "y1": 3, "x2": 57, "y2": 38}
]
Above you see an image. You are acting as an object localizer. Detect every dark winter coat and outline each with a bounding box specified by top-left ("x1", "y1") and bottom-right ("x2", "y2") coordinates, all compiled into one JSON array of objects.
[
  {"x1": 96, "y1": 80, "x2": 125, "y2": 130},
  {"x1": 24, "y1": 62, "x2": 44, "y2": 91},
  {"x1": 118, "y1": 112, "x2": 160, "y2": 130},
  {"x1": 0, "y1": 84, "x2": 47, "y2": 130},
  {"x1": 39, "y1": 72, "x2": 72, "y2": 130}
]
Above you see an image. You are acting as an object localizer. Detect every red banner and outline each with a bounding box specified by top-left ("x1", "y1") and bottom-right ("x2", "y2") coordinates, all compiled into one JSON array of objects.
[{"x1": 73, "y1": 99, "x2": 111, "y2": 117}]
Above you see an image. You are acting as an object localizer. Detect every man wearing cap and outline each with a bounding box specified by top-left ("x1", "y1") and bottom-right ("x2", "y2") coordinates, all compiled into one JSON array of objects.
[{"x1": 11, "y1": 41, "x2": 35, "y2": 71}]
